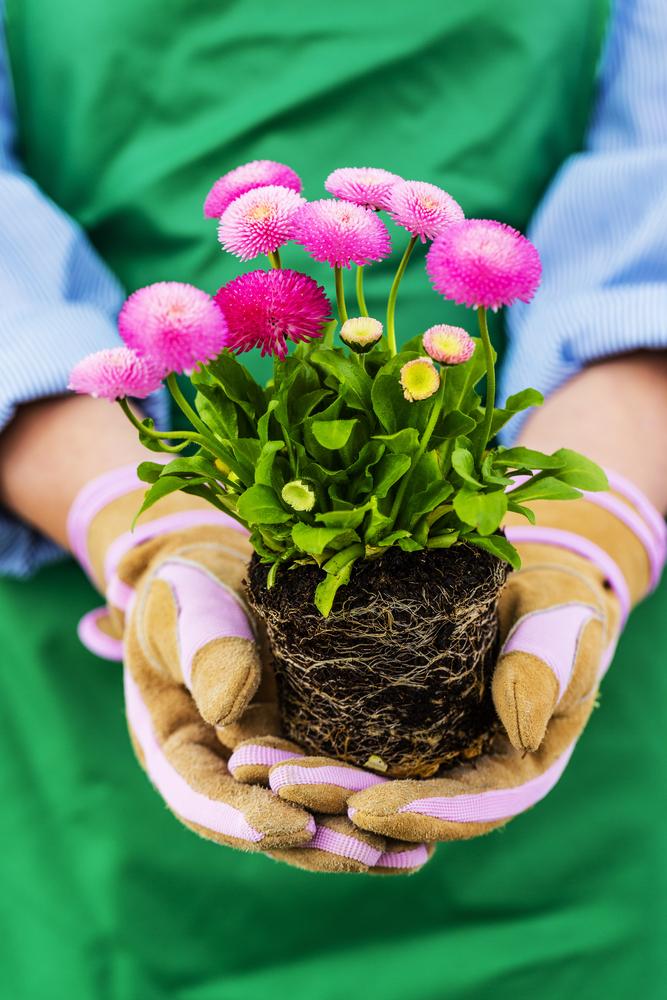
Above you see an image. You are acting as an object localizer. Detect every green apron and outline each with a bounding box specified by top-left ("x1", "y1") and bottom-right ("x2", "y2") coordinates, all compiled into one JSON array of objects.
[{"x1": 4, "y1": 2, "x2": 666, "y2": 997}]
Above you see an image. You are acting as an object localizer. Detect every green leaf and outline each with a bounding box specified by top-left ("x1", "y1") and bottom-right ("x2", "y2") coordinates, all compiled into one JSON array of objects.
[
  {"x1": 316, "y1": 505, "x2": 371, "y2": 530},
  {"x1": 254, "y1": 441, "x2": 285, "y2": 487},
  {"x1": 135, "y1": 475, "x2": 208, "y2": 521},
  {"x1": 371, "y1": 352, "x2": 430, "y2": 435},
  {"x1": 453, "y1": 488, "x2": 508, "y2": 535},
  {"x1": 315, "y1": 543, "x2": 365, "y2": 616},
  {"x1": 311, "y1": 419, "x2": 358, "y2": 450},
  {"x1": 489, "y1": 388, "x2": 544, "y2": 436},
  {"x1": 372, "y1": 428, "x2": 420, "y2": 454},
  {"x1": 493, "y1": 446, "x2": 564, "y2": 471},
  {"x1": 377, "y1": 529, "x2": 412, "y2": 546},
  {"x1": 550, "y1": 449, "x2": 609, "y2": 491},
  {"x1": 435, "y1": 409, "x2": 477, "y2": 441},
  {"x1": 373, "y1": 453, "x2": 412, "y2": 499},
  {"x1": 237, "y1": 485, "x2": 291, "y2": 525},
  {"x1": 292, "y1": 523, "x2": 359, "y2": 555},
  {"x1": 137, "y1": 461, "x2": 165, "y2": 484},
  {"x1": 404, "y1": 481, "x2": 453, "y2": 527},
  {"x1": 426, "y1": 531, "x2": 460, "y2": 549},
  {"x1": 466, "y1": 532, "x2": 521, "y2": 570},
  {"x1": 508, "y1": 475, "x2": 581, "y2": 503},
  {"x1": 310, "y1": 349, "x2": 372, "y2": 412},
  {"x1": 204, "y1": 351, "x2": 266, "y2": 422},
  {"x1": 397, "y1": 536, "x2": 424, "y2": 552},
  {"x1": 507, "y1": 500, "x2": 536, "y2": 524},
  {"x1": 451, "y1": 448, "x2": 483, "y2": 487}
]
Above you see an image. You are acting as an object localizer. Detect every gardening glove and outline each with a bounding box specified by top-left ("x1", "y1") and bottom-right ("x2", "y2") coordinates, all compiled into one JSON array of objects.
[
  {"x1": 229, "y1": 468, "x2": 666, "y2": 843},
  {"x1": 68, "y1": 462, "x2": 430, "y2": 873}
]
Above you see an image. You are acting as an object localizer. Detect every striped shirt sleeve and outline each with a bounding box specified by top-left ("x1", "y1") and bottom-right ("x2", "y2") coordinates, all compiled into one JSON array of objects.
[
  {"x1": 0, "y1": 5, "x2": 166, "y2": 577},
  {"x1": 500, "y1": 0, "x2": 667, "y2": 442}
]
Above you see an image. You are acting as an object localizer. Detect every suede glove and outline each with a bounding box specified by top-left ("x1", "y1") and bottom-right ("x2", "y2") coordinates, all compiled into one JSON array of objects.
[
  {"x1": 68, "y1": 463, "x2": 430, "y2": 873},
  {"x1": 229, "y1": 469, "x2": 666, "y2": 843}
]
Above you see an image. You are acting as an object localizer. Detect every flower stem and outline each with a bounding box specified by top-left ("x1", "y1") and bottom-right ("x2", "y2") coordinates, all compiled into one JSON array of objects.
[
  {"x1": 334, "y1": 266, "x2": 348, "y2": 325},
  {"x1": 475, "y1": 307, "x2": 495, "y2": 464},
  {"x1": 355, "y1": 266, "x2": 368, "y2": 317},
  {"x1": 386, "y1": 235, "x2": 417, "y2": 356},
  {"x1": 117, "y1": 398, "x2": 207, "y2": 452},
  {"x1": 166, "y1": 373, "x2": 211, "y2": 438},
  {"x1": 387, "y1": 368, "x2": 446, "y2": 528},
  {"x1": 268, "y1": 249, "x2": 282, "y2": 269}
]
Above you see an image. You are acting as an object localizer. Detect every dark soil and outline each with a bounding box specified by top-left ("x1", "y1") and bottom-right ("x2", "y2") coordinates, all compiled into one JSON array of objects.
[{"x1": 246, "y1": 543, "x2": 509, "y2": 778}]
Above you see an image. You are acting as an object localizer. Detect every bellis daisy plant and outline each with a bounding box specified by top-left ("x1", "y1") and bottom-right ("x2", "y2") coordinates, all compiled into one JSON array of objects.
[{"x1": 70, "y1": 161, "x2": 607, "y2": 617}]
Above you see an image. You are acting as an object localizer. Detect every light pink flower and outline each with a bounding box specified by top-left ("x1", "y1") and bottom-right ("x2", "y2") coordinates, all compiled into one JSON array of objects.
[
  {"x1": 292, "y1": 199, "x2": 392, "y2": 269},
  {"x1": 399, "y1": 357, "x2": 441, "y2": 402},
  {"x1": 68, "y1": 347, "x2": 163, "y2": 400},
  {"x1": 214, "y1": 269, "x2": 331, "y2": 359},
  {"x1": 422, "y1": 324, "x2": 475, "y2": 365},
  {"x1": 203, "y1": 160, "x2": 303, "y2": 218},
  {"x1": 388, "y1": 180, "x2": 464, "y2": 242},
  {"x1": 119, "y1": 282, "x2": 228, "y2": 374},
  {"x1": 324, "y1": 167, "x2": 403, "y2": 210},
  {"x1": 218, "y1": 185, "x2": 306, "y2": 260},
  {"x1": 426, "y1": 219, "x2": 542, "y2": 310}
]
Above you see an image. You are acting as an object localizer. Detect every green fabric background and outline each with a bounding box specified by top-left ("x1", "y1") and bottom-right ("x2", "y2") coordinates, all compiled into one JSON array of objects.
[{"x1": 4, "y1": 2, "x2": 667, "y2": 998}]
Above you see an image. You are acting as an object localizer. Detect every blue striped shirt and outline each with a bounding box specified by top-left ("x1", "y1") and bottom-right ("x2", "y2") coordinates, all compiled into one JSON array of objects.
[{"x1": 1, "y1": 0, "x2": 666, "y2": 576}]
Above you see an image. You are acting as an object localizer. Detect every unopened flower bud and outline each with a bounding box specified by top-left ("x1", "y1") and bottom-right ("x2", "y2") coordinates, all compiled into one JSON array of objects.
[{"x1": 340, "y1": 317, "x2": 383, "y2": 353}]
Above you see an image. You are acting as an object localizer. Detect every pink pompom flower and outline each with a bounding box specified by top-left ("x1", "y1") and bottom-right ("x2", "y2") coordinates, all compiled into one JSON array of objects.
[
  {"x1": 389, "y1": 180, "x2": 464, "y2": 243},
  {"x1": 214, "y1": 269, "x2": 331, "y2": 359},
  {"x1": 204, "y1": 160, "x2": 303, "y2": 218},
  {"x1": 119, "y1": 282, "x2": 228, "y2": 375},
  {"x1": 324, "y1": 167, "x2": 403, "y2": 210},
  {"x1": 423, "y1": 324, "x2": 475, "y2": 366},
  {"x1": 68, "y1": 347, "x2": 163, "y2": 401},
  {"x1": 426, "y1": 219, "x2": 542, "y2": 310},
  {"x1": 292, "y1": 199, "x2": 392, "y2": 269},
  {"x1": 399, "y1": 357, "x2": 441, "y2": 402},
  {"x1": 218, "y1": 185, "x2": 306, "y2": 261}
]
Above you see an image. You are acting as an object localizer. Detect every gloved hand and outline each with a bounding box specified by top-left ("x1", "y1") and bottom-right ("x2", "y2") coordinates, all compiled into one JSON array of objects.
[
  {"x1": 228, "y1": 469, "x2": 666, "y2": 843},
  {"x1": 68, "y1": 462, "x2": 430, "y2": 873}
]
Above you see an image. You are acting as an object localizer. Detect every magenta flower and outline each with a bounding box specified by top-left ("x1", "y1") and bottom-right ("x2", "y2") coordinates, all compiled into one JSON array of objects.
[
  {"x1": 389, "y1": 180, "x2": 464, "y2": 243},
  {"x1": 214, "y1": 269, "x2": 331, "y2": 359},
  {"x1": 423, "y1": 324, "x2": 475, "y2": 365},
  {"x1": 426, "y1": 219, "x2": 542, "y2": 310},
  {"x1": 68, "y1": 347, "x2": 163, "y2": 401},
  {"x1": 218, "y1": 185, "x2": 305, "y2": 261},
  {"x1": 119, "y1": 282, "x2": 228, "y2": 374},
  {"x1": 203, "y1": 160, "x2": 303, "y2": 219},
  {"x1": 324, "y1": 167, "x2": 403, "y2": 210},
  {"x1": 292, "y1": 199, "x2": 392, "y2": 269}
]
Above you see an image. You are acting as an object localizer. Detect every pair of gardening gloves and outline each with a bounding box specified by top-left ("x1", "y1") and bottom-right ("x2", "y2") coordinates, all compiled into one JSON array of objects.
[{"x1": 69, "y1": 460, "x2": 666, "y2": 873}]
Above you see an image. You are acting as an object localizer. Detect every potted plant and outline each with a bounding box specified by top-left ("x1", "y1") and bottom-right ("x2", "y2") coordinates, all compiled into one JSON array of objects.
[{"x1": 70, "y1": 162, "x2": 606, "y2": 779}]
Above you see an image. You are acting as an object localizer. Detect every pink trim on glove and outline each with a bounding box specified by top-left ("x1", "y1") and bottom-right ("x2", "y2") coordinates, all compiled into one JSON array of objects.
[
  {"x1": 582, "y1": 489, "x2": 665, "y2": 591},
  {"x1": 270, "y1": 762, "x2": 387, "y2": 795},
  {"x1": 309, "y1": 824, "x2": 382, "y2": 866},
  {"x1": 154, "y1": 559, "x2": 255, "y2": 689},
  {"x1": 77, "y1": 608, "x2": 123, "y2": 661},
  {"x1": 67, "y1": 463, "x2": 151, "y2": 577},
  {"x1": 504, "y1": 525, "x2": 632, "y2": 623},
  {"x1": 228, "y1": 744, "x2": 299, "y2": 775},
  {"x1": 123, "y1": 668, "x2": 266, "y2": 843},
  {"x1": 501, "y1": 603, "x2": 600, "y2": 701},
  {"x1": 356, "y1": 742, "x2": 577, "y2": 826},
  {"x1": 375, "y1": 845, "x2": 430, "y2": 870},
  {"x1": 605, "y1": 468, "x2": 667, "y2": 551}
]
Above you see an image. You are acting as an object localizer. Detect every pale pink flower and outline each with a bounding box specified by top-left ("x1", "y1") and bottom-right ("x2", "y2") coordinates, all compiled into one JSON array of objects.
[
  {"x1": 292, "y1": 199, "x2": 392, "y2": 269},
  {"x1": 218, "y1": 185, "x2": 305, "y2": 260},
  {"x1": 119, "y1": 282, "x2": 228, "y2": 374},
  {"x1": 399, "y1": 357, "x2": 441, "y2": 402},
  {"x1": 214, "y1": 269, "x2": 331, "y2": 359},
  {"x1": 324, "y1": 167, "x2": 403, "y2": 210},
  {"x1": 426, "y1": 219, "x2": 542, "y2": 310},
  {"x1": 68, "y1": 347, "x2": 162, "y2": 400},
  {"x1": 203, "y1": 160, "x2": 302, "y2": 218},
  {"x1": 422, "y1": 324, "x2": 475, "y2": 365},
  {"x1": 389, "y1": 180, "x2": 464, "y2": 242}
]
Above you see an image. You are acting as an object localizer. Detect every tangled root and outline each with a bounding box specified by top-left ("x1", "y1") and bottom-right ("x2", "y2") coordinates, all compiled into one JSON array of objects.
[{"x1": 246, "y1": 544, "x2": 509, "y2": 778}]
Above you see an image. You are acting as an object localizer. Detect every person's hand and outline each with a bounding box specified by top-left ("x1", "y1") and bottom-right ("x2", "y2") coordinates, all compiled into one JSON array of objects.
[
  {"x1": 68, "y1": 463, "x2": 431, "y2": 873},
  {"x1": 229, "y1": 470, "x2": 666, "y2": 843}
]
